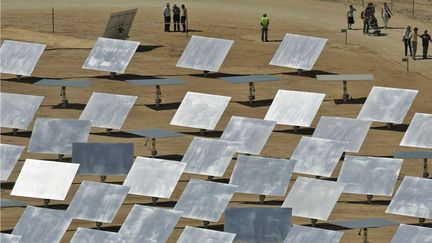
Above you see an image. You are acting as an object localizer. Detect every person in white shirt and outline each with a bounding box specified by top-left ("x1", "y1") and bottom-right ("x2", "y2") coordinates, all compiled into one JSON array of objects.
[
  {"x1": 163, "y1": 3, "x2": 171, "y2": 32},
  {"x1": 381, "y1": 2, "x2": 393, "y2": 29},
  {"x1": 347, "y1": 5, "x2": 356, "y2": 30}
]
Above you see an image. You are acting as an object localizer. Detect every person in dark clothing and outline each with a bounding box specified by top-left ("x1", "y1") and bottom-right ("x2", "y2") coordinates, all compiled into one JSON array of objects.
[
  {"x1": 173, "y1": 4, "x2": 181, "y2": 32},
  {"x1": 362, "y1": 3, "x2": 374, "y2": 34},
  {"x1": 181, "y1": 4, "x2": 188, "y2": 32},
  {"x1": 163, "y1": 3, "x2": 171, "y2": 32},
  {"x1": 260, "y1": 14, "x2": 269, "y2": 42},
  {"x1": 402, "y1": 26, "x2": 412, "y2": 56},
  {"x1": 420, "y1": 30, "x2": 431, "y2": 59}
]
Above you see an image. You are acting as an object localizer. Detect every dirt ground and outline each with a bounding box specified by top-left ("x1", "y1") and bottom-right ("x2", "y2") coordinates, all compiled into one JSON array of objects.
[{"x1": 1, "y1": 0, "x2": 431, "y2": 242}]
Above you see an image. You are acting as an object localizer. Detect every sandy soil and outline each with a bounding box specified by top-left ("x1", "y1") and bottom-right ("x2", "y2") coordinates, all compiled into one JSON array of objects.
[{"x1": 1, "y1": 0, "x2": 431, "y2": 242}]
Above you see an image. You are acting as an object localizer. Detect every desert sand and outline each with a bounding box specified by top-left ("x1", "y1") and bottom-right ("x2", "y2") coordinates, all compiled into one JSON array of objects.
[{"x1": 1, "y1": 0, "x2": 432, "y2": 242}]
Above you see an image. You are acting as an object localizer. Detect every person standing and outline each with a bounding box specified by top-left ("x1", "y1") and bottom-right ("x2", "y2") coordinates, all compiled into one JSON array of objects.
[
  {"x1": 260, "y1": 13, "x2": 269, "y2": 42},
  {"x1": 173, "y1": 4, "x2": 181, "y2": 32},
  {"x1": 409, "y1": 27, "x2": 419, "y2": 59},
  {"x1": 381, "y1": 2, "x2": 393, "y2": 29},
  {"x1": 362, "y1": 3, "x2": 374, "y2": 34},
  {"x1": 420, "y1": 30, "x2": 431, "y2": 59},
  {"x1": 403, "y1": 26, "x2": 412, "y2": 56},
  {"x1": 163, "y1": 3, "x2": 171, "y2": 32},
  {"x1": 181, "y1": 4, "x2": 188, "y2": 32},
  {"x1": 347, "y1": 5, "x2": 356, "y2": 30}
]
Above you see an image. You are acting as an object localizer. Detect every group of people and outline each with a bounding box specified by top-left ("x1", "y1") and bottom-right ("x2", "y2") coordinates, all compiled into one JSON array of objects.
[
  {"x1": 347, "y1": 2, "x2": 393, "y2": 35},
  {"x1": 163, "y1": 3, "x2": 188, "y2": 32},
  {"x1": 403, "y1": 26, "x2": 431, "y2": 59}
]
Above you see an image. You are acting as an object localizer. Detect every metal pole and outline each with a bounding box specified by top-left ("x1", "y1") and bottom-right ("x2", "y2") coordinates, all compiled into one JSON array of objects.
[
  {"x1": 345, "y1": 30, "x2": 348, "y2": 45},
  {"x1": 52, "y1": 8, "x2": 55, "y2": 33},
  {"x1": 423, "y1": 159, "x2": 429, "y2": 178},
  {"x1": 61, "y1": 86, "x2": 67, "y2": 108},
  {"x1": 342, "y1": 80, "x2": 349, "y2": 102},
  {"x1": 100, "y1": 175, "x2": 106, "y2": 183},
  {"x1": 367, "y1": 194, "x2": 373, "y2": 204},
  {"x1": 203, "y1": 221, "x2": 209, "y2": 228},
  {"x1": 363, "y1": 228, "x2": 368, "y2": 243},
  {"x1": 151, "y1": 138, "x2": 157, "y2": 158},
  {"x1": 12, "y1": 128, "x2": 19, "y2": 135},
  {"x1": 152, "y1": 197, "x2": 158, "y2": 206},
  {"x1": 248, "y1": 82, "x2": 255, "y2": 103},
  {"x1": 412, "y1": 0, "x2": 415, "y2": 17},
  {"x1": 407, "y1": 58, "x2": 409, "y2": 73},
  {"x1": 311, "y1": 219, "x2": 317, "y2": 227},
  {"x1": 43, "y1": 199, "x2": 50, "y2": 208},
  {"x1": 96, "y1": 222, "x2": 102, "y2": 230},
  {"x1": 155, "y1": 85, "x2": 162, "y2": 106},
  {"x1": 259, "y1": 195, "x2": 265, "y2": 204}
]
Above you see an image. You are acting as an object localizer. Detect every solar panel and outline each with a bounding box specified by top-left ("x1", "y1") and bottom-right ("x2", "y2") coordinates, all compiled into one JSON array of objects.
[
  {"x1": 82, "y1": 37, "x2": 139, "y2": 74},
  {"x1": 357, "y1": 86, "x2": 418, "y2": 124},
  {"x1": 123, "y1": 157, "x2": 186, "y2": 199},
  {"x1": 181, "y1": 137, "x2": 238, "y2": 177},
  {"x1": 265, "y1": 90, "x2": 325, "y2": 127},
  {"x1": 11, "y1": 159, "x2": 79, "y2": 201},
  {"x1": 0, "y1": 40, "x2": 46, "y2": 76},
  {"x1": 174, "y1": 179, "x2": 238, "y2": 222},
  {"x1": 400, "y1": 113, "x2": 432, "y2": 149},
  {"x1": 117, "y1": 205, "x2": 183, "y2": 243},
  {"x1": 0, "y1": 233, "x2": 21, "y2": 243},
  {"x1": 220, "y1": 116, "x2": 276, "y2": 155},
  {"x1": 283, "y1": 225, "x2": 343, "y2": 243},
  {"x1": 127, "y1": 128, "x2": 183, "y2": 138},
  {"x1": 34, "y1": 79, "x2": 92, "y2": 87},
  {"x1": 79, "y1": 92, "x2": 137, "y2": 130},
  {"x1": 337, "y1": 156, "x2": 403, "y2": 197},
  {"x1": 270, "y1": 33, "x2": 327, "y2": 71},
  {"x1": 0, "y1": 92, "x2": 44, "y2": 130},
  {"x1": 282, "y1": 177, "x2": 345, "y2": 221},
  {"x1": 224, "y1": 208, "x2": 292, "y2": 243},
  {"x1": 170, "y1": 92, "x2": 231, "y2": 130},
  {"x1": 12, "y1": 206, "x2": 72, "y2": 243},
  {"x1": 72, "y1": 143, "x2": 134, "y2": 176},
  {"x1": 386, "y1": 176, "x2": 432, "y2": 219},
  {"x1": 67, "y1": 181, "x2": 129, "y2": 223},
  {"x1": 229, "y1": 155, "x2": 295, "y2": 197},
  {"x1": 394, "y1": 151, "x2": 432, "y2": 159},
  {"x1": 176, "y1": 35, "x2": 234, "y2": 72},
  {"x1": 70, "y1": 228, "x2": 119, "y2": 243},
  {"x1": 312, "y1": 116, "x2": 371, "y2": 153},
  {"x1": 291, "y1": 137, "x2": 347, "y2": 177},
  {"x1": 0, "y1": 199, "x2": 27, "y2": 208},
  {"x1": 0, "y1": 144, "x2": 24, "y2": 181},
  {"x1": 178, "y1": 226, "x2": 236, "y2": 243},
  {"x1": 27, "y1": 118, "x2": 91, "y2": 155},
  {"x1": 391, "y1": 224, "x2": 432, "y2": 243},
  {"x1": 103, "y1": 9, "x2": 138, "y2": 40},
  {"x1": 329, "y1": 218, "x2": 399, "y2": 229}
]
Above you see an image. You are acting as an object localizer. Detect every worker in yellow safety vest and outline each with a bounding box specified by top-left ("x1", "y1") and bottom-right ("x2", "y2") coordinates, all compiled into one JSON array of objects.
[{"x1": 260, "y1": 14, "x2": 269, "y2": 42}]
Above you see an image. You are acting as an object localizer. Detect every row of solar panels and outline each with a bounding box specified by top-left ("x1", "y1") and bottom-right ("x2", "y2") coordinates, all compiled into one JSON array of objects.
[{"x1": 0, "y1": 33, "x2": 327, "y2": 78}]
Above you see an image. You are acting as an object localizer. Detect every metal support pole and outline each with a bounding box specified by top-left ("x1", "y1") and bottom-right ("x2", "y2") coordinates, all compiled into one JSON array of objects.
[
  {"x1": 203, "y1": 70, "x2": 209, "y2": 77},
  {"x1": 12, "y1": 128, "x2": 19, "y2": 135},
  {"x1": 203, "y1": 221, "x2": 209, "y2": 228},
  {"x1": 293, "y1": 126, "x2": 300, "y2": 133},
  {"x1": 259, "y1": 195, "x2": 265, "y2": 204},
  {"x1": 297, "y1": 69, "x2": 302, "y2": 75},
  {"x1": 151, "y1": 138, "x2": 157, "y2": 158},
  {"x1": 423, "y1": 159, "x2": 429, "y2": 178},
  {"x1": 16, "y1": 75, "x2": 22, "y2": 81},
  {"x1": 110, "y1": 72, "x2": 116, "y2": 79},
  {"x1": 367, "y1": 194, "x2": 373, "y2": 204},
  {"x1": 419, "y1": 218, "x2": 425, "y2": 225},
  {"x1": 345, "y1": 30, "x2": 348, "y2": 45},
  {"x1": 342, "y1": 80, "x2": 349, "y2": 102},
  {"x1": 106, "y1": 128, "x2": 113, "y2": 135},
  {"x1": 248, "y1": 82, "x2": 256, "y2": 103},
  {"x1": 386, "y1": 123, "x2": 393, "y2": 129},
  {"x1": 412, "y1": 0, "x2": 415, "y2": 17},
  {"x1": 311, "y1": 219, "x2": 317, "y2": 227},
  {"x1": 152, "y1": 197, "x2": 158, "y2": 206},
  {"x1": 200, "y1": 129, "x2": 206, "y2": 135},
  {"x1": 43, "y1": 199, "x2": 50, "y2": 208},
  {"x1": 363, "y1": 228, "x2": 369, "y2": 243},
  {"x1": 58, "y1": 154, "x2": 64, "y2": 161},
  {"x1": 406, "y1": 58, "x2": 409, "y2": 73},
  {"x1": 60, "y1": 86, "x2": 68, "y2": 108},
  {"x1": 208, "y1": 176, "x2": 214, "y2": 181},
  {"x1": 96, "y1": 222, "x2": 102, "y2": 230},
  {"x1": 52, "y1": 8, "x2": 55, "y2": 33},
  {"x1": 100, "y1": 175, "x2": 106, "y2": 183},
  {"x1": 155, "y1": 85, "x2": 162, "y2": 106}
]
